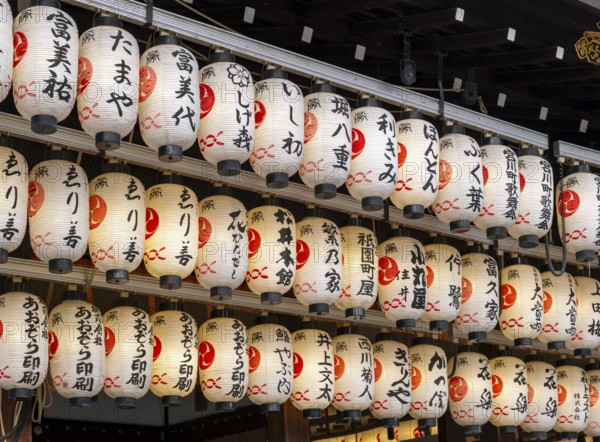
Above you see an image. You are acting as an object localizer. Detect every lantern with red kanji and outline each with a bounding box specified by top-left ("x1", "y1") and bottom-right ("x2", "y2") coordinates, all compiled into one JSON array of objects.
[
  {"x1": 521, "y1": 355, "x2": 558, "y2": 440},
  {"x1": 566, "y1": 275, "x2": 600, "y2": 358},
  {"x1": 0, "y1": 0, "x2": 12, "y2": 104},
  {"x1": 553, "y1": 359, "x2": 589, "y2": 440},
  {"x1": 538, "y1": 270, "x2": 577, "y2": 350},
  {"x1": 490, "y1": 351, "x2": 528, "y2": 434},
  {"x1": 0, "y1": 146, "x2": 28, "y2": 264},
  {"x1": 585, "y1": 362, "x2": 600, "y2": 441}
]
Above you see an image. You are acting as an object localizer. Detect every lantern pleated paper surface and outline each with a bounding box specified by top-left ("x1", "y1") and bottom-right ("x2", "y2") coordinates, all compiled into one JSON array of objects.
[
  {"x1": 554, "y1": 360, "x2": 589, "y2": 440},
  {"x1": 195, "y1": 186, "x2": 248, "y2": 301},
  {"x1": 422, "y1": 239, "x2": 462, "y2": 332},
  {"x1": 300, "y1": 83, "x2": 351, "y2": 200},
  {"x1": 48, "y1": 287, "x2": 105, "y2": 407},
  {"x1": 0, "y1": 277, "x2": 48, "y2": 400},
  {"x1": 290, "y1": 322, "x2": 334, "y2": 418},
  {"x1": 490, "y1": 352, "x2": 528, "y2": 434},
  {"x1": 198, "y1": 308, "x2": 248, "y2": 411},
  {"x1": 473, "y1": 137, "x2": 519, "y2": 240},
  {"x1": 29, "y1": 149, "x2": 89, "y2": 274},
  {"x1": 433, "y1": 125, "x2": 483, "y2": 233},
  {"x1": 144, "y1": 173, "x2": 198, "y2": 290},
  {"x1": 102, "y1": 294, "x2": 153, "y2": 409},
  {"x1": 538, "y1": 271, "x2": 577, "y2": 350},
  {"x1": 521, "y1": 356, "x2": 558, "y2": 440},
  {"x1": 507, "y1": 148, "x2": 554, "y2": 249},
  {"x1": 88, "y1": 162, "x2": 145, "y2": 284},
  {"x1": 0, "y1": 0, "x2": 11, "y2": 103},
  {"x1": 346, "y1": 97, "x2": 397, "y2": 211},
  {"x1": 585, "y1": 363, "x2": 600, "y2": 441},
  {"x1": 13, "y1": 1, "x2": 78, "y2": 134},
  {"x1": 332, "y1": 327, "x2": 374, "y2": 420},
  {"x1": 566, "y1": 276, "x2": 600, "y2": 358},
  {"x1": 77, "y1": 16, "x2": 139, "y2": 151},
  {"x1": 499, "y1": 258, "x2": 543, "y2": 347},
  {"x1": 390, "y1": 111, "x2": 439, "y2": 219},
  {"x1": 334, "y1": 217, "x2": 378, "y2": 319},
  {"x1": 251, "y1": 67, "x2": 303, "y2": 188},
  {"x1": 247, "y1": 316, "x2": 293, "y2": 413},
  {"x1": 246, "y1": 201, "x2": 295, "y2": 305},
  {"x1": 0, "y1": 146, "x2": 28, "y2": 263},
  {"x1": 294, "y1": 210, "x2": 342, "y2": 314},
  {"x1": 150, "y1": 304, "x2": 197, "y2": 406},
  {"x1": 199, "y1": 51, "x2": 254, "y2": 176},
  {"x1": 138, "y1": 35, "x2": 199, "y2": 162},
  {"x1": 447, "y1": 347, "x2": 492, "y2": 435}
]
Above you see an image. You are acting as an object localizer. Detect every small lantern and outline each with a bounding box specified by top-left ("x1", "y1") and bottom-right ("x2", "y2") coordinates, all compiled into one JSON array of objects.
[
  {"x1": 0, "y1": 0, "x2": 12, "y2": 104},
  {"x1": 553, "y1": 359, "x2": 589, "y2": 440},
  {"x1": 585, "y1": 362, "x2": 600, "y2": 441},
  {"x1": 490, "y1": 351, "x2": 528, "y2": 434},
  {"x1": 0, "y1": 146, "x2": 28, "y2": 263},
  {"x1": 538, "y1": 270, "x2": 577, "y2": 350},
  {"x1": 566, "y1": 275, "x2": 600, "y2": 358},
  {"x1": 521, "y1": 355, "x2": 558, "y2": 440}
]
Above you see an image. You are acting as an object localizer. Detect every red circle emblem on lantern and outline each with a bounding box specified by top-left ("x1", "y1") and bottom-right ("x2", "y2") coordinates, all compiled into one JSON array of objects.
[
  {"x1": 48, "y1": 331, "x2": 59, "y2": 361},
  {"x1": 28, "y1": 181, "x2": 45, "y2": 218},
  {"x1": 501, "y1": 284, "x2": 517, "y2": 310},
  {"x1": 198, "y1": 217, "x2": 212, "y2": 249},
  {"x1": 351, "y1": 128, "x2": 366, "y2": 159},
  {"x1": 449, "y1": 376, "x2": 468, "y2": 402},
  {"x1": 558, "y1": 384, "x2": 568, "y2": 405},
  {"x1": 104, "y1": 327, "x2": 115, "y2": 357},
  {"x1": 139, "y1": 66, "x2": 157, "y2": 103},
  {"x1": 413, "y1": 427, "x2": 424, "y2": 439},
  {"x1": 543, "y1": 291, "x2": 553, "y2": 314},
  {"x1": 373, "y1": 358, "x2": 383, "y2": 382},
  {"x1": 254, "y1": 100, "x2": 266, "y2": 129},
  {"x1": 77, "y1": 57, "x2": 93, "y2": 96},
  {"x1": 482, "y1": 165, "x2": 489, "y2": 186},
  {"x1": 152, "y1": 335, "x2": 162, "y2": 362},
  {"x1": 411, "y1": 366, "x2": 422, "y2": 390},
  {"x1": 249, "y1": 346, "x2": 261, "y2": 374},
  {"x1": 426, "y1": 266, "x2": 434, "y2": 289},
  {"x1": 293, "y1": 352, "x2": 303, "y2": 379},
  {"x1": 334, "y1": 355, "x2": 345, "y2": 380},
  {"x1": 378, "y1": 256, "x2": 399, "y2": 286},
  {"x1": 590, "y1": 384, "x2": 599, "y2": 408},
  {"x1": 304, "y1": 112, "x2": 318, "y2": 144},
  {"x1": 200, "y1": 84, "x2": 215, "y2": 119},
  {"x1": 462, "y1": 277, "x2": 473, "y2": 304},
  {"x1": 198, "y1": 341, "x2": 216, "y2": 370},
  {"x1": 145, "y1": 208, "x2": 160, "y2": 240},
  {"x1": 13, "y1": 32, "x2": 27, "y2": 68},
  {"x1": 519, "y1": 173, "x2": 526, "y2": 192},
  {"x1": 439, "y1": 160, "x2": 453, "y2": 191},
  {"x1": 397, "y1": 142, "x2": 407, "y2": 168},
  {"x1": 492, "y1": 374, "x2": 503, "y2": 398},
  {"x1": 558, "y1": 190, "x2": 580, "y2": 218},
  {"x1": 248, "y1": 229, "x2": 261, "y2": 259},
  {"x1": 528, "y1": 384, "x2": 534, "y2": 403},
  {"x1": 89, "y1": 195, "x2": 108, "y2": 230},
  {"x1": 0, "y1": 320, "x2": 3, "y2": 340},
  {"x1": 296, "y1": 240, "x2": 310, "y2": 270}
]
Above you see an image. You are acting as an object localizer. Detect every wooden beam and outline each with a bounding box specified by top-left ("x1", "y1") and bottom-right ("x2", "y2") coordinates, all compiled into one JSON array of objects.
[
  {"x1": 447, "y1": 46, "x2": 564, "y2": 68},
  {"x1": 298, "y1": 0, "x2": 401, "y2": 18},
  {"x1": 495, "y1": 65, "x2": 600, "y2": 84},
  {"x1": 411, "y1": 27, "x2": 516, "y2": 54},
  {"x1": 284, "y1": 44, "x2": 369, "y2": 62},
  {"x1": 533, "y1": 84, "x2": 600, "y2": 99},
  {"x1": 352, "y1": 7, "x2": 465, "y2": 35},
  {"x1": 241, "y1": 26, "x2": 313, "y2": 44}
]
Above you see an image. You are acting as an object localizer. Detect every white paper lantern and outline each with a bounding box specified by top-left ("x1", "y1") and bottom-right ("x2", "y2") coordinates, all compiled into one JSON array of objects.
[
  {"x1": 554, "y1": 360, "x2": 589, "y2": 440},
  {"x1": 29, "y1": 150, "x2": 89, "y2": 274},
  {"x1": 144, "y1": 174, "x2": 198, "y2": 289},
  {"x1": 0, "y1": 0, "x2": 12, "y2": 104},
  {"x1": 195, "y1": 187, "x2": 248, "y2": 300},
  {"x1": 585, "y1": 363, "x2": 600, "y2": 440},
  {"x1": 48, "y1": 287, "x2": 104, "y2": 407},
  {"x1": 538, "y1": 271, "x2": 577, "y2": 350},
  {"x1": 139, "y1": 35, "x2": 199, "y2": 162},
  {"x1": 566, "y1": 276, "x2": 600, "y2": 358},
  {"x1": 251, "y1": 67, "x2": 303, "y2": 188},
  {"x1": 390, "y1": 111, "x2": 439, "y2": 219},
  {"x1": 300, "y1": 83, "x2": 351, "y2": 200},
  {"x1": 13, "y1": 2, "x2": 78, "y2": 134},
  {"x1": 507, "y1": 148, "x2": 554, "y2": 249},
  {"x1": 521, "y1": 356, "x2": 558, "y2": 439},
  {"x1": 0, "y1": 146, "x2": 28, "y2": 263},
  {"x1": 490, "y1": 353, "x2": 528, "y2": 433},
  {"x1": 198, "y1": 308, "x2": 248, "y2": 411}
]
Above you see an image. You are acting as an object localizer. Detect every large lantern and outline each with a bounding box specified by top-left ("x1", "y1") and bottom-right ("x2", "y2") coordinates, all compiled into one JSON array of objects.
[
  {"x1": 346, "y1": 97, "x2": 397, "y2": 211},
  {"x1": 13, "y1": 1, "x2": 78, "y2": 134},
  {"x1": 521, "y1": 355, "x2": 558, "y2": 440},
  {"x1": 198, "y1": 308, "x2": 248, "y2": 411},
  {"x1": 0, "y1": 0, "x2": 11, "y2": 104},
  {"x1": 48, "y1": 286, "x2": 104, "y2": 407},
  {"x1": 538, "y1": 270, "x2": 577, "y2": 350},
  {"x1": 195, "y1": 185, "x2": 248, "y2": 301},
  {"x1": 433, "y1": 125, "x2": 483, "y2": 233},
  {"x1": 251, "y1": 66, "x2": 303, "y2": 188},
  {"x1": 144, "y1": 173, "x2": 198, "y2": 290},
  {"x1": 88, "y1": 161, "x2": 145, "y2": 284},
  {"x1": 490, "y1": 351, "x2": 528, "y2": 434},
  {"x1": 300, "y1": 83, "x2": 351, "y2": 200},
  {"x1": 585, "y1": 362, "x2": 600, "y2": 441},
  {"x1": 0, "y1": 146, "x2": 28, "y2": 263},
  {"x1": 199, "y1": 51, "x2": 254, "y2": 176},
  {"x1": 507, "y1": 148, "x2": 553, "y2": 249},
  {"x1": 139, "y1": 35, "x2": 199, "y2": 162},
  {"x1": 554, "y1": 359, "x2": 589, "y2": 440},
  {"x1": 390, "y1": 111, "x2": 439, "y2": 219},
  {"x1": 29, "y1": 148, "x2": 89, "y2": 274},
  {"x1": 566, "y1": 275, "x2": 600, "y2": 358}
]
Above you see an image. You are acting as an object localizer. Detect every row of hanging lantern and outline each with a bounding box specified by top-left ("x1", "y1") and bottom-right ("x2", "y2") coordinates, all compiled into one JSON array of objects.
[{"x1": 314, "y1": 419, "x2": 439, "y2": 442}]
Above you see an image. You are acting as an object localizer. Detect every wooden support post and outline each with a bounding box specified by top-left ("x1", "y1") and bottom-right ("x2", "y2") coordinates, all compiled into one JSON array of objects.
[{"x1": 266, "y1": 401, "x2": 310, "y2": 442}]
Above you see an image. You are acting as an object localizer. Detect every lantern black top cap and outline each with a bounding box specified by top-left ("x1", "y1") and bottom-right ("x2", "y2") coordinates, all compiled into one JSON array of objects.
[
  {"x1": 508, "y1": 256, "x2": 528, "y2": 265},
  {"x1": 465, "y1": 244, "x2": 485, "y2": 254},
  {"x1": 262, "y1": 67, "x2": 287, "y2": 80},
  {"x1": 255, "y1": 314, "x2": 278, "y2": 325},
  {"x1": 30, "y1": 0, "x2": 61, "y2": 8},
  {"x1": 428, "y1": 235, "x2": 447, "y2": 245},
  {"x1": 519, "y1": 146, "x2": 540, "y2": 157},
  {"x1": 525, "y1": 354, "x2": 545, "y2": 362},
  {"x1": 412, "y1": 336, "x2": 434, "y2": 346},
  {"x1": 357, "y1": 97, "x2": 380, "y2": 108},
  {"x1": 571, "y1": 164, "x2": 591, "y2": 174},
  {"x1": 443, "y1": 124, "x2": 465, "y2": 135},
  {"x1": 93, "y1": 15, "x2": 123, "y2": 28},
  {"x1": 209, "y1": 51, "x2": 236, "y2": 63},
  {"x1": 458, "y1": 344, "x2": 478, "y2": 353},
  {"x1": 154, "y1": 34, "x2": 182, "y2": 46},
  {"x1": 309, "y1": 83, "x2": 336, "y2": 94},
  {"x1": 61, "y1": 290, "x2": 86, "y2": 302},
  {"x1": 44, "y1": 147, "x2": 70, "y2": 161},
  {"x1": 400, "y1": 110, "x2": 424, "y2": 120},
  {"x1": 102, "y1": 161, "x2": 129, "y2": 174},
  {"x1": 483, "y1": 136, "x2": 503, "y2": 146},
  {"x1": 211, "y1": 308, "x2": 233, "y2": 319},
  {"x1": 556, "y1": 358, "x2": 575, "y2": 367},
  {"x1": 336, "y1": 326, "x2": 359, "y2": 336}
]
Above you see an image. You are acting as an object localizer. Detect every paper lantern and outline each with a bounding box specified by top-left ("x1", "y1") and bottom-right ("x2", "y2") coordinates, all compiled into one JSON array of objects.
[
  {"x1": 251, "y1": 67, "x2": 303, "y2": 188},
  {"x1": 150, "y1": 303, "x2": 197, "y2": 406},
  {"x1": 290, "y1": 322, "x2": 334, "y2": 418},
  {"x1": 0, "y1": 277, "x2": 48, "y2": 400},
  {"x1": 422, "y1": 239, "x2": 462, "y2": 332},
  {"x1": 199, "y1": 51, "x2": 254, "y2": 176},
  {"x1": 396, "y1": 419, "x2": 438, "y2": 440},
  {"x1": 88, "y1": 161, "x2": 145, "y2": 284},
  {"x1": 48, "y1": 287, "x2": 104, "y2": 407},
  {"x1": 566, "y1": 276, "x2": 600, "y2": 358},
  {"x1": 585, "y1": 362, "x2": 600, "y2": 441},
  {"x1": 331, "y1": 327, "x2": 374, "y2": 420},
  {"x1": 0, "y1": 0, "x2": 11, "y2": 104},
  {"x1": 102, "y1": 294, "x2": 153, "y2": 409},
  {"x1": 361, "y1": 427, "x2": 383, "y2": 442},
  {"x1": 507, "y1": 148, "x2": 554, "y2": 248},
  {"x1": 433, "y1": 125, "x2": 483, "y2": 233},
  {"x1": 538, "y1": 271, "x2": 577, "y2": 350},
  {"x1": 390, "y1": 111, "x2": 439, "y2": 219},
  {"x1": 144, "y1": 173, "x2": 198, "y2": 289},
  {"x1": 198, "y1": 308, "x2": 248, "y2": 411},
  {"x1": 472, "y1": 137, "x2": 519, "y2": 240},
  {"x1": 369, "y1": 333, "x2": 411, "y2": 428},
  {"x1": 334, "y1": 217, "x2": 378, "y2": 319},
  {"x1": 521, "y1": 355, "x2": 558, "y2": 440},
  {"x1": 0, "y1": 146, "x2": 28, "y2": 263},
  {"x1": 195, "y1": 186, "x2": 248, "y2": 301},
  {"x1": 300, "y1": 83, "x2": 351, "y2": 200},
  {"x1": 490, "y1": 352, "x2": 528, "y2": 433},
  {"x1": 29, "y1": 149, "x2": 89, "y2": 274},
  {"x1": 499, "y1": 258, "x2": 543, "y2": 347},
  {"x1": 554, "y1": 360, "x2": 589, "y2": 440},
  {"x1": 139, "y1": 35, "x2": 199, "y2": 162},
  {"x1": 346, "y1": 97, "x2": 397, "y2": 211},
  {"x1": 447, "y1": 347, "x2": 492, "y2": 435}
]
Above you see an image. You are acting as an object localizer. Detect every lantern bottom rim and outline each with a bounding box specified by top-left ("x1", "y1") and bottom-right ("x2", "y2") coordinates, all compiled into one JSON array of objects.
[
  {"x1": 49, "y1": 258, "x2": 73, "y2": 274},
  {"x1": 514, "y1": 338, "x2": 533, "y2": 347},
  {"x1": 96, "y1": 131, "x2": 121, "y2": 152},
  {"x1": 345, "y1": 307, "x2": 365, "y2": 319},
  {"x1": 159, "y1": 275, "x2": 182, "y2": 290},
  {"x1": 261, "y1": 292, "x2": 282, "y2": 305},
  {"x1": 499, "y1": 426, "x2": 517, "y2": 434},
  {"x1": 362, "y1": 196, "x2": 384, "y2": 212},
  {"x1": 260, "y1": 403, "x2": 281, "y2": 414},
  {"x1": 559, "y1": 432, "x2": 578, "y2": 440},
  {"x1": 403, "y1": 204, "x2": 424, "y2": 219},
  {"x1": 523, "y1": 431, "x2": 547, "y2": 440},
  {"x1": 9, "y1": 388, "x2": 31, "y2": 401},
  {"x1": 429, "y1": 320, "x2": 448, "y2": 332},
  {"x1": 303, "y1": 409, "x2": 322, "y2": 419},
  {"x1": 216, "y1": 401, "x2": 236, "y2": 412},
  {"x1": 116, "y1": 397, "x2": 137, "y2": 410},
  {"x1": 576, "y1": 249, "x2": 598, "y2": 263},
  {"x1": 464, "y1": 425, "x2": 482, "y2": 435},
  {"x1": 31, "y1": 114, "x2": 57, "y2": 135},
  {"x1": 487, "y1": 226, "x2": 508, "y2": 241},
  {"x1": 217, "y1": 160, "x2": 241, "y2": 177},
  {"x1": 158, "y1": 145, "x2": 183, "y2": 163},
  {"x1": 266, "y1": 172, "x2": 289, "y2": 189},
  {"x1": 210, "y1": 286, "x2": 233, "y2": 300},
  {"x1": 396, "y1": 319, "x2": 416, "y2": 329},
  {"x1": 309, "y1": 303, "x2": 329, "y2": 315},
  {"x1": 69, "y1": 397, "x2": 92, "y2": 408},
  {"x1": 574, "y1": 348, "x2": 592, "y2": 358},
  {"x1": 161, "y1": 396, "x2": 181, "y2": 407},
  {"x1": 107, "y1": 269, "x2": 129, "y2": 285},
  {"x1": 519, "y1": 234, "x2": 539, "y2": 249},
  {"x1": 450, "y1": 220, "x2": 471, "y2": 233},
  {"x1": 314, "y1": 183, "x2": 337, "y2": 200},
  {"x1": 380, "y1": 418, "x2": 399, "y2": 428},
  {"x1": 468, "y1": 331, "x2": 487, "y2": 342},
  {"x1": 342, "y1": 410, "x2": 362, "y2": 421},
  {"x1": 0, "y1": 248, "x2": 8, "y2": 264},
  {"x1": 418, "y1": 418, "x2": 436, "y2": 429},
  {"x1": 547, "y1": 340, "x2": 566, "y2": 350}
]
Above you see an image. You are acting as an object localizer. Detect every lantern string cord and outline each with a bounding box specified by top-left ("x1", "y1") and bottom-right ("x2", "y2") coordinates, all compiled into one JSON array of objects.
[
  {"x1": 32, "y1": 378, "x2": 52, "y2": 424},
  {"x1": 0, "y1": 399, "x2": 31, "y2": 441},
  {"x1": 83, "y1": 268, "x2": 97, "y2": 293},
  {"x1": 173, "y1": 0, "x2": 239, "y2": 35}
]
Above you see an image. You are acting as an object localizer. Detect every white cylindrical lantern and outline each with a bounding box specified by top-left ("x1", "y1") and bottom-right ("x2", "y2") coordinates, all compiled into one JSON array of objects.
[
  {"x1": 144, "y1": 173, "x2": 198, "y2": 290},
  {"x1": 199, "y1": 51, "x2": 254, "y2": 176},
  {"x1": 538, "y1": 271, "x2": 577, "y2": 350},
  {"x1": 195, "y1": 186, "x2": 248, "y2": 301},
  {"x1": 0, "y1": 146, "x2": 28, "y2": 263},
  {"x1": 566, "y1": 276, "x2": 600, "y2": 358},
  {"x1": 585, "y1": 363, "x2": 600, "y2": 441},
  {"x1": 554, "y1": 360, "x2": 589, "y2": 440},
  {"x1": 433, "y1": 125, "x2": 483, "y2": 233},
  {"x1": 300, "y1": 83, "x2": 351, "y2": 200},
  {"x1": 499, "y1": 258, "x2": 543, "y2": 347},
  {"x1": 0, "y1": 0, "x2": 12, "y2": 103},
  {"x1": 346, "y1": 97, "x2": 397, "y2": 211},
  {"x1": 139, "y1": 35, "x2": 199, "y2": 162},
  {"x1": 390, "y1": 111, "x2": 439, "y2": 219},
  {"x1": 507, "y1": 148, "x2": 554, "y2": 249},
  {"x1": 251, "y1": 67, "x2": 303, "y2": 188},
  {"x1": 490, "y1": 352, "x2": 528, "y2": 433},
  {"x1": 198, "y1": 308, "x2": 248, "y2": 411},
  {"x1": 88, "y1": 161, "x2": 145, "y2": 284},
  {"x1": 48, "y1": 287, "x2": 104, "y2": 407},
  {"x1": 332, "y1": 327, "x2": 374, "y2": 421},
  {"x1": 29, "y1": 149, "x2": 89, "y2": 274},
  {"x1": 521, "y1": 356, "x2": 558, "y2": 440}
]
